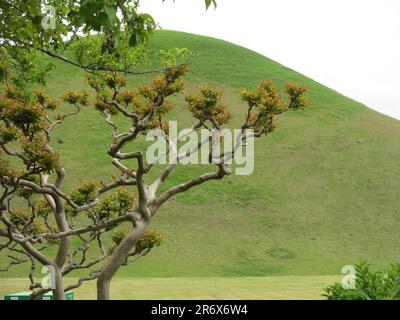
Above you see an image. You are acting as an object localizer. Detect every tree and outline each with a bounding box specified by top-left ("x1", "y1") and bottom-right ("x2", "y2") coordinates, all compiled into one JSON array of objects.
[{"x1": 0, "y1": 0, "x2": 310, "y2": 300}]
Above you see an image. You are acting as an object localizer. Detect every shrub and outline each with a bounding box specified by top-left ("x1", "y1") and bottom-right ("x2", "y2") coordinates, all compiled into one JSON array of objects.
[{"x1": 324, "y1": 262, "x2": 400, "y2": 300}]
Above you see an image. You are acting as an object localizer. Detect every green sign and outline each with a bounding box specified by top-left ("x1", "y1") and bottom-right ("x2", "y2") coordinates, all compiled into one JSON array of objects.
[{"x1": 4, "y1": 291, "x2": 74, "y2": 300}]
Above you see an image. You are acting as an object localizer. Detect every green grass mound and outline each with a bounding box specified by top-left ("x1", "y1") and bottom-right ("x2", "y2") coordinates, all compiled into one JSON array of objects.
[{"x1": 1, "y1": 30, "x2": 399, "y2": 278}]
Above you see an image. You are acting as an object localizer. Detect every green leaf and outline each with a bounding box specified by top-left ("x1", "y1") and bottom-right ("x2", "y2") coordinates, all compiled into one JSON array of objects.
[{"x1": 205, "y1": 0, "x2": 217, "y2": 10}]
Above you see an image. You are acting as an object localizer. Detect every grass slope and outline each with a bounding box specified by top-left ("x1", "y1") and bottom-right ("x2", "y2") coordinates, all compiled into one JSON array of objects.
[{"x1": 1, "y1": 30, "x2": 399, "y2": 280}]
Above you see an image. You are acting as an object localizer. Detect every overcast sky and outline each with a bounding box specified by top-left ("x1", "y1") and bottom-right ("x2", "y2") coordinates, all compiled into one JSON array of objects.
[{"x1": 139, "y1": 0, "x2": 400, "y2": 120}]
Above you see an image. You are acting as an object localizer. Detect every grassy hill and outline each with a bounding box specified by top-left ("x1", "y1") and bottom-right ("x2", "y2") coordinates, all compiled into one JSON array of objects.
[{"x1": 1, "y1": 30, "x2": 399, "y2": 279}]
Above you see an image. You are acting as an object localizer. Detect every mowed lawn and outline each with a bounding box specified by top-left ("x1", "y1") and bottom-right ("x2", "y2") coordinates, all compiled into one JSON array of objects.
[{"x1": 0, "y1": 276, "x2": 341, "y2": 300}]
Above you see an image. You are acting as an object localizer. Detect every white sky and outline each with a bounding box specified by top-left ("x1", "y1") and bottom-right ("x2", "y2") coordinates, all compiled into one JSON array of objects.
[{"x1": 140, "y1": 0, "x2": 400, "y2": 120}]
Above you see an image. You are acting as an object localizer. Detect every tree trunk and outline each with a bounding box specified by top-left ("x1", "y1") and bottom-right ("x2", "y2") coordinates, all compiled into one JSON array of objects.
[
  {"x1": 97, "y1": 219, "x2": 148, "y2": 300},
  {"x1": 53, "y1": 196, "x2": 70, "y2": 300},
  {"x1": 52, "y1": 267, "x2": 66, "y2": 300}
]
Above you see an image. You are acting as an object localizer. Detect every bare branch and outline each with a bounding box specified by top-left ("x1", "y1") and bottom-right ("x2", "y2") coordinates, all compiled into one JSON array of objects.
[
  {"x1": 151, "y1": 164, "x2": 231, "y2": 214},
  {"x1": 38, "y1": 47, "x2": 173, "y2": 76}
]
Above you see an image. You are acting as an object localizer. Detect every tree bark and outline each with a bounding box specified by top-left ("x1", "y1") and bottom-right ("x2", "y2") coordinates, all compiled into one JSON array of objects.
[
  {"x1": 97, "y1": 219, "x2": 148, "y2": 300},
  {"x1": 53, "y1": 195, "x2": 70, "y2": 300},
  {"x1": 52, "y1": 267, "x2": 65, "y2": 300}
]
